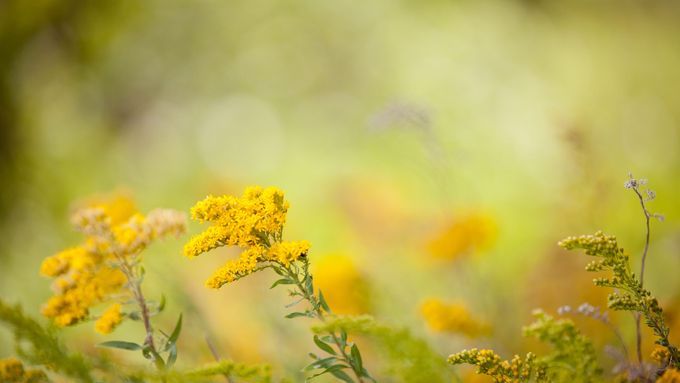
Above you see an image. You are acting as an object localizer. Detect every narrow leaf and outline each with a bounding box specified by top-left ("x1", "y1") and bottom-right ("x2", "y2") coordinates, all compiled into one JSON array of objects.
[
  {"x1": 98, "y1": 341, "x2": 142, "y2": 351},
  {"x1": 314, "y1": 335, "x2": 336, "y2": 355}
]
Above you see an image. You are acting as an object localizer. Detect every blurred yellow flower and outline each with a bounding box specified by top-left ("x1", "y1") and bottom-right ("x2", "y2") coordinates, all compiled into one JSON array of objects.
[
  {"x1": 40, "y1": 192, "x2": 186, "y2": 330},
  {"x1": 420, "y1": 298, "x2": 490, "y2": 338},
  {"x1": 659, "y1": 368, "x2": 680, "y2": 383},
  {"x1": 95, "y1": 303, "x2": 123, "y2": 334},
  {"x1": 0, "y1": 357, "x2": 48, "y2": 383},
  {"x1": 314, "y1": 255, "x2": 371, "y2": 315},
  {"x1": 426, "y1": 212, "x2": 497, "y2": 261}
]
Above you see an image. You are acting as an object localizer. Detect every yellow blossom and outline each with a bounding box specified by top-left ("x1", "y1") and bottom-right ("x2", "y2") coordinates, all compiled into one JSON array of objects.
[
  {"x1": 659, "y1": 369, "x2": 680, "y2": 383},
  {"x1": 187, "y1": 186, "x2": 289, "y2": 255},
  {"x1": 186, "y1": 186, "x2": 311, "y2": 289},
  {"x1": 0, "y1": 357, "x2": 48, "y2": 383},
  {"x1": 426, "y1": 213, "x2": 497, "y2": 261},
  {"x1": 205, "y1": 247, "x2": 264, "y2": 289},
  {"x1": 314, "y1": 255, "x2": 371, "y2": 315},
  {"x1": 421, "y1": 298, "x2": 490, "y2": 337},
  {"x1": 95, "y1": 303, "x2": 124, "y2": 334},
  {"x1": 40, "y1": 192, "x2": 186, "y2": 330},
  {"x1": 268, "y1": 241, "x2": 310, "y2": 266}
]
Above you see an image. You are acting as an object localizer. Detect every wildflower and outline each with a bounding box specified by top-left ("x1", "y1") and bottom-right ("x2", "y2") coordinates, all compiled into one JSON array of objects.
[
  {"x1": 421, "y1": 298, "x2": 490, "y2": 337},
  {"x1": 40, "y1": 192, "x2": 186, "y2": 331},
  {"x1": 95, "y1": 303, "x2": 124, "y2": 334},
  {"x1": 0, "y1": 357, "x2": 48, "y2": 382},
  {"x1": 426, "y1": 212, "x2": 497, "y2": 261},
  {"x1": 314, "y1": 255, "x2": 371, "y2": 315},
  {"x1": 185, "y1": 186, "x2": 309, "y2": 288},
  {"x1": 448, "y1": 349, "x2": 546, "y2": 382},
  {"x1": 659, "y1": 369, "x2": 680, "y2": 383}
]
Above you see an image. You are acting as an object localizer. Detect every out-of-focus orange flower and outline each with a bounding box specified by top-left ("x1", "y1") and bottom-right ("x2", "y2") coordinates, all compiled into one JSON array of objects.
[
  {"x1": 420, "y1": 298, "x2": 490, "y2": 338},
  {"x1": 314, "y1": 255, "x2": 371, "y2": 315},
  {"x1": 426, "y1": 212, "x2": 497, "y2": 261}
]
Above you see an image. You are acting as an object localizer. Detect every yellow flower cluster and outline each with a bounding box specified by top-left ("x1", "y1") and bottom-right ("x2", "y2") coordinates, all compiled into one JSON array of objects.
[
  {"x1": 421, "y1": 298, "x2": 490, "y2": 337},
  {"x1": 185, "y1": 186, "x2": 311, "y2": 288},
  {"x1": 659, "y1": 369, "x2": 680, "y2": 383},
  {"x1": 0, "y1": 358, "x2": 48, "y2": 383},
  {"x1": 426, "y1": 213, "x2": 497, "y2": 261},
  {"x1": 314, "y1": 255, "x2": 371, "y2": 315},
  {"x1": 448, "y1": 349, "x2": 545, "y2": 383},
  {"x1": 95, "y1": 303, "x2": 124, "y2": 334},
  {"x1": 40, "y1": 193, "x2": 186, "y2": 329},
  {"x1": 184, "y1": 186, "x2": 289, "y2": 257}
]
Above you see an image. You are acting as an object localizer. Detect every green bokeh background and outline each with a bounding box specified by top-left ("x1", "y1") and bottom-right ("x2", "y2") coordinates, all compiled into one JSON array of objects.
[{"x1": 1, "y1": 1, "x2": 679, "y2": 381}]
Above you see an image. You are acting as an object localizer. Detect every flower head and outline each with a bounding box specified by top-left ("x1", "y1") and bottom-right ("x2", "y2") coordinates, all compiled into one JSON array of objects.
[
  {"x1": 40, "y1": 192, "x2": 186, "y2": 330},
  {"x1": 185, "y1": 186, "x2": 310, "y2": 288},
  {"x1": 421, "y1": 298, "x2": 490, "y2": 337}
]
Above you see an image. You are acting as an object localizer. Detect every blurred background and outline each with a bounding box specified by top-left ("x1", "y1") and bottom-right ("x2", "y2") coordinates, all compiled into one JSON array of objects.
[{"x1": 1, "y1": 0, "x2": 680, "y2": 381}]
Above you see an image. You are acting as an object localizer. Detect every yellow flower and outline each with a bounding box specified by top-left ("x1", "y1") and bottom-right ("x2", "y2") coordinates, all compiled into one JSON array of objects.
[
  {"x1": 205, "y1": 247, "x2": 264, "y2": 289},
  {"x1": 40, "y1": 192, "x2": 186, "y2": 330},
  {"x1": 426, "y1": 212, "x2": 497, "y2": 261},
  {"x1": 268, "y1": 241, "x2": 310, "y2": 267},
  {"x1": 659, "y1": 368, "x2": 680, "y2": 383},
  {"x1": 95, "y1": 303, "x2": 124, "y2": 334},
  {"x1": 0, "y1": 357, "x2": 48, "y2": 383},
  {"x1": 314, "y1": 255, "x2": 371, "y2": 315},
  {"x1": 421, "y1": 298, "x2": 490, "y2": 337},
  {"x1": 185, "y1": 186, "x2": 310, "y2": 288},
  {"x1": 187, "y1": 186, "x2": 289, "y2": 255}
]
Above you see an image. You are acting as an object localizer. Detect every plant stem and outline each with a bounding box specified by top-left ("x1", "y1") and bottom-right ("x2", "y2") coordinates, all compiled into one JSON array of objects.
[
  {"x1": 631, "y1": 186, "x2": 651, "y2": 366},
  {"x1": 283, "y1": 261, "x2": 366, "y2": 383}
]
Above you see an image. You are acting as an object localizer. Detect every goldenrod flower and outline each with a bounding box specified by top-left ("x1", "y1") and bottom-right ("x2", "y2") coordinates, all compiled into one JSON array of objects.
[
  {"x1": 185, "y1": 186, "x2": 311, "y2": 288},
  {"x1": 659, "y1": 368, "x2": 680, "y2": 383},
  {"x1": 268, "y1": 241, "x2": 310, "y2": 266},
  {"x1": 40, "y1": 192, "x2": 186, "y2": 331},
  {"x1": 186, "y1": 186, "x2": 289, "y2": 256},
  {"x1": 421, "y1": 298, "x2": 490, "y2": 338},
  {"x1": 426, "y1": 212, "x2": 497, "y2": 261},
  {"x1": 95, "y1": 303, "x2": 124, "y2": 334},
  {"x1": 314, "y1": 255, "x2": 371, "y2": 315},
  {"x1": 0, "y1": 357, "x2": 48, "y2": 383}
]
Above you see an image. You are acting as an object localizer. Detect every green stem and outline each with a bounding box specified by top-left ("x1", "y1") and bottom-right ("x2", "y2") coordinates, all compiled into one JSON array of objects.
[{"x1": 282, "y1": 261, "x2": 366, "y2": 383}]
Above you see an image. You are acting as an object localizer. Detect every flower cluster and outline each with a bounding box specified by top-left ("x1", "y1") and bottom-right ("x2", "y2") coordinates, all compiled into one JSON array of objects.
[
  {"x1": 184, "y1": 186, "x2": 311, "y2": 288},
  {"x1": 426, "y1": 212, "x2": 496, "y2": 261},
  {"x1": 447, "y1": 349, "x2": 547, "y2": 383},
  {"x1": 0, "y1": 357, "x2": 48, "y2": 383},
  {"x1": 40, "y1": 193, "x2": 186, "y2": 332},
  {"x1": 420, "y1": 298, "x2": 490, "y2": 337},
  {"x1": 559, "y1": 231, "x2": 680, "y2": 368}
]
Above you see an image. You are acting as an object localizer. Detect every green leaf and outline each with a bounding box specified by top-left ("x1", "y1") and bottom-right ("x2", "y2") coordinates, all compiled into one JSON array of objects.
[
  {"x1": 166, "y1": 314, "x2": 183, "y2": 348},
  {"x1": 285, "y1": 311, "x2": 309, "y2": 319},
  {"x1": 318, "y1": 291, "x2": 331, "y2": 313},
  {"x1": 328, "y1": 367, "x2": 354, "y2": 383},
  {"x1": 166, "y1": 344, "x2": 178, "y2": 368},
  {"x1": 305, "y1": 275, "x2": 314, "y2": 295},
  {"x1": 270, "y1": 278, "x2": 295, "y2": 289},
  {"x1": 304, "y1": 356, "x2": 337, "y2": 371},
  {"x1": 313, "y1": 335, "x2": 336, "y2": 355},
  {"x1": 128, "y1": 311, "x2": 142, "y2": 321},
  {"x1": 97, "y1": 341, "x2": 142, "y2": 351},
  {"x1": 158, "y1": 294, "x2": 166, "y2": 312},
  {"x1": 350, "y1": 344, "x2": 363, "y2": 372}
]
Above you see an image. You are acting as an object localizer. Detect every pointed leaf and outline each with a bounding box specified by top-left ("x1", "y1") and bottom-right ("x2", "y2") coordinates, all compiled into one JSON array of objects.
[
  {"x1": 314, "y1": 335, "x2": 336, "y2": 355},
  {"x1": 98, "y1": 341, "x2": 142, "y2": 351}
]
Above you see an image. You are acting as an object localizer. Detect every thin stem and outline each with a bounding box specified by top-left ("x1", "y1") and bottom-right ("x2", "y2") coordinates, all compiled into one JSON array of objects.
[
  {"x1": 283, "y1": 262, "x2": 366, "y2": 383},
  {"x1": 112, "y1": 249, "x2": 162, "y2": 368},
  {"x1": 205, "y1": 335, "x2": 233, "y2": 383},
  {"x1": 631, "y1": 186, "x2": 651, "y2": 366}
]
